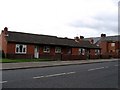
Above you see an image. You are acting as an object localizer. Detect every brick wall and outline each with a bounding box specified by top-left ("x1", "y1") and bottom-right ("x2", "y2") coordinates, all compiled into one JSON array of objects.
[
  {"x1": 27, "y1": 44, "x2": 34, "y2": 55},
  {"x1": 1, "y1": 32, "x2": 8, "y2": 57},
  {"x1": 72, "y1": 48, "x2": 78, "y2": 55},
  {"x1": 99, "y1": 41, "x2": 120, "y2": 59},
  {"x1": 99, "y1": 41, "x2": 108, "y2": 54},
  {"x1": 7, "y1": 43, "x2": 15, "y2": 54},
  {"x1": 6, "y1": 43, "x2": 34, "y2": 59},
  {"x1": 89, "y1": 49, "x2": 100, "y2": 59},
  {"x1": 108, "y1": 42, "x2": 116, "y2": 53}
]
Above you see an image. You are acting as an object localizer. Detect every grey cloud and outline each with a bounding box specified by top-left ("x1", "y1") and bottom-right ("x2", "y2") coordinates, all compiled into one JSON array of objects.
[{"x1": 70, "y1": 12, "x2": 117, "y2": 34}]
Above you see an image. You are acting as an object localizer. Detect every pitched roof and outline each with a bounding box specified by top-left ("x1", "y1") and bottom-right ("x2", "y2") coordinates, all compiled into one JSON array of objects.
[
  {"x1": 84, "y1": 37, "x2": 100, "y2": 44},
  {"x1": 4, "y1": 31, "x2": 100, "y2": 49},
  {"x1": 84, "y1": 35, "x2": 120, "y2": 44},
  {"x1": 99, "y1": 35, "x2": 120, "y2": 42}
]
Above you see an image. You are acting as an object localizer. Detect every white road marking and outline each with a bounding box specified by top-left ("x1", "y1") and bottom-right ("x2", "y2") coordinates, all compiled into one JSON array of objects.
[
  {"x1": 88, "y1": 68, "x2": 96, "y2": 71},
  {"x1": 66, "y1": 72, "x2": 76, "y2": 74},
  {"x1": 33, "y1": 72, "x2": 76, "y2": 79},
  {"x1": 114, "y1": 65, "x2": 118, "y2": 67},
  {"x1": 95, "y1": 67, "x2": 104, "y2": 69},
  {"x1": 88, "y1": 67, "x2": 104, "y2": 71},
  {"x1": 45, "y1": 73, "x2": 66, "y2": 77},
  {"x1": 0, "y1": 81, "x2": 8, "y2": 84},
  {"x1": 33, "y1": 76, "x2": 45, "y2": 79}
]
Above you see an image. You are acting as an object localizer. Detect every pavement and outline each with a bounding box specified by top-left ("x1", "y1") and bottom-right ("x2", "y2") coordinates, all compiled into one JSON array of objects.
[{"x1": 0, "y1": 59, "x2": 119, "y2": 70}]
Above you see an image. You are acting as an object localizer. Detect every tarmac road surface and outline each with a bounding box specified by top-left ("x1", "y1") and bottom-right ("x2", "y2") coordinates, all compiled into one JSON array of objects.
[{"x1": 2, "y1": 60, "x2": 118, "y2": 88}]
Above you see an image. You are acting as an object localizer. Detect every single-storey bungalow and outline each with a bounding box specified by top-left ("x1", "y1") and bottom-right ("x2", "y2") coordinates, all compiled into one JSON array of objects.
[{"x1": 0, "y1": 27, "x2": 100, "y2": 60}]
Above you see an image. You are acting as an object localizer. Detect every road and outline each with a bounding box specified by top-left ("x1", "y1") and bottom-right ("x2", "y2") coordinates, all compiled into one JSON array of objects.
[{"x1": 2, "y1": 60, "x2": 119, "y2": 88}]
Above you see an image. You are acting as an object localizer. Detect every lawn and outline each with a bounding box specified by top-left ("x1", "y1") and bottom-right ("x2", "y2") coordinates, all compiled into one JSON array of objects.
[{"x1": 0, "y1": 58, "x2": 54, "y2": 63}]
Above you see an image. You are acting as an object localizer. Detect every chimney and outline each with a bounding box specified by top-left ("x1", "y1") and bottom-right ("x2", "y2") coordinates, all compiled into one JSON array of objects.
[
  {"x1": 89, "y1": 38, "x2": 94, "y2": 44},
  {"x1": 4, "y1": 27, "x2": 8, "y2": 36},
  {"x1": 74, "y1": 36, "x2": 79, "y2": 42},
  {"x1": 2, "y1": 27, "x2": 8, "y2": 36},
  {"x1": 79, "y1": 36, "x2": 84, "y2": 42},
  {"x1": 80, "y1": 36, "x2": 84, "y2": 39},
  {"x1": 101, "y1": 34, "x2": 106, "y2": 37}
]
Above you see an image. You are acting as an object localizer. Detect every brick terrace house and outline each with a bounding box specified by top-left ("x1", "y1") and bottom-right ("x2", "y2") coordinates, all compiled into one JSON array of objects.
[
  {"x1": 0, "y1": 27, "x2": 100, "y2": 60},
  {"x1": 85, "y1": 34, "x2": 120, "y2": 59}
]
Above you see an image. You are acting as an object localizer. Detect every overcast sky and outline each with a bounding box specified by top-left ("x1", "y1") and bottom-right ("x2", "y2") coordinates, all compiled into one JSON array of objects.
[{"x1": 0, "y1": 0, "x2": 118, "y2": 38}]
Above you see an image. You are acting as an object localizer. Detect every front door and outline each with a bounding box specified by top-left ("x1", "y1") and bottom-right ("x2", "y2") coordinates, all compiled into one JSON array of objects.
[
  {"x1": 34, "y1": 46, "x2": 39, "y2": 58},
  {"x1": 86, "y1": 49, "x2": 90, "y2": 59}
]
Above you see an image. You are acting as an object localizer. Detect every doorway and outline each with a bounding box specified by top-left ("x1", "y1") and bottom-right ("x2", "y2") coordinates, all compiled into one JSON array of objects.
[
  {"x1": 34, "y1": 46, "x2": 39, "y2": 58},
  {"x1": 86, "y1": 49, "x2": 90, "y2": 59}
]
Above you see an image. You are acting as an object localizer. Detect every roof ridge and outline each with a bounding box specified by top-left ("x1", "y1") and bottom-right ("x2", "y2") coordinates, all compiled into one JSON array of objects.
[
  {"x1": 86, "y1": 35, "x2": 119, "y2": 38},
  {"x1": 8, "y1": 31, "x2": 75, "y2": 40},
  {"x1": 106, "y1": 35, "x2": 120, "y2": 37},
  {"x1": 8, "y1": 31, "x2": 58, "y2": 38}
]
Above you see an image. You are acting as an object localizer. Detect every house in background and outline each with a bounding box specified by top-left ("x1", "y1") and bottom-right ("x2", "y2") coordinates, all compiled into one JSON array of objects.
[
  {"x1": 0, "y1": 27, "x2": 100, "y2": 60},
  {"x1": 74, "y1": 36, "x2": 101, "y2": 59},
  {"x1": 85, "y1": 34, "x2": 120, "y2": 59}
]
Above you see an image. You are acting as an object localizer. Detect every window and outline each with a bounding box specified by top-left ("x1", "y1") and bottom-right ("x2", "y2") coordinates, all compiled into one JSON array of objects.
[
  {"x1": 79, "y1": 48, "x2": 85, "y2": 55},
  {"x1": 95, "y1": 49, "x2": 100, "y2": 55},
  {"x1": 15, "y1": 44, "x2": 27, "y2": 54},
  {"x1": 96, "y1": 44, "x2": 99, "y2": 46},
  {"x1": 95, "y1": 50, "x2": 97, "y2": 55},
  {"x1": 55, "y1": 47, "x2": 61, "y2": 53},
  {"x1": 67, "y1": 48, "x2": 71, "y2": 54},
  {"x1": 82, "y1": 49, "x2": 85, "y2": 55},
  {"x1": 111, "y1": 43, "x2": 115, "y2": 47},
  {"x1": 43, "y1": 46, "x2": 50, "y2": 53},
  {"x1": 95, "y1": 49, "x2": 98, "y2": 55},
  {"x1": 78, "y1": 48, "x2": 82, "y2": 55}
]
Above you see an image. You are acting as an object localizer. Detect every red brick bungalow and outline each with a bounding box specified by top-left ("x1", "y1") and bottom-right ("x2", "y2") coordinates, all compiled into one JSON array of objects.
[{"x1": 0, "y1": 27, "x2": 100, "y2": 60}]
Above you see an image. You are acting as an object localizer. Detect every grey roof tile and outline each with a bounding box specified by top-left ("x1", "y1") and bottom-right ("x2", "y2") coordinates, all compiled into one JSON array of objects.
[
  {"x1": 84, "y1": 35, "x2": 120, "y2": 45},
  {"x1": 5, "y1": 31, "x2": 100, "y2": 49}
]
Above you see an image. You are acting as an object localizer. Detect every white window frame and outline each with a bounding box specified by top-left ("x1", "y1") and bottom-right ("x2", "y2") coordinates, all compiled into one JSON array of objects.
[
  {"x1": 95, "y1": 49, "x2": 100, "y2": 55},
  {"x1": 78, "y1": 48, "x2": 82, "y2": 55},
  {"x1": 95, "y1": 50, "x2": 97, "y2": 55},
  {"x1": 111, "y1": 43, "x2": 115, "y2": 47},
  {"x1": 15, "y1": 44, "x2": 27, "y2": 54},
  {"x1": 67, "y1": 48, "x2": 71, "y2": 54},
  {"x1": 43, "y1": 46, "x2": 50, "y2": 53},
  {"x1": 82, "y1": 48, "x2": 85, "y2": 55},
  {"x1": 55, "y1": 47, "x2": 61, "y2": 53},
  {"x1": 79, "y1": 48, "x2": 85, "y2": 55},
  {"x1": 98, "y1": 49, "x2": 100, "y2": 54}
]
